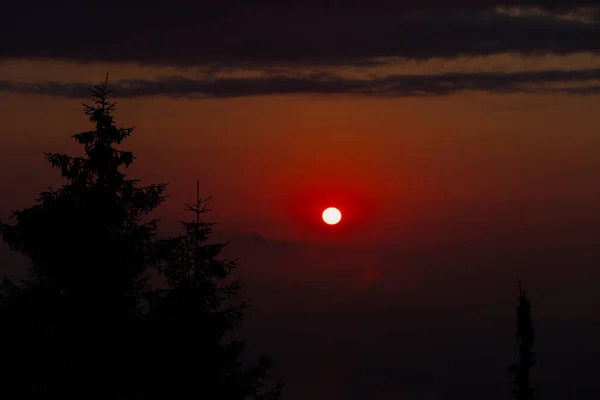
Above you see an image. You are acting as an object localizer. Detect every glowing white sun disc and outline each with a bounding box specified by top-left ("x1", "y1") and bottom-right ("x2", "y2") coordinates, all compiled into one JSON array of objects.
[{"x1": 322, "y1": 207, "x2": 342, "y2": 225}]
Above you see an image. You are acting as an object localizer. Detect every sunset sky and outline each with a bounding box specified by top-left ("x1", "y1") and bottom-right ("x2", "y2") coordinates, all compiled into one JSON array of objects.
[{"x1": 2, "y1": 2, "x2": 600, "y2": 399}]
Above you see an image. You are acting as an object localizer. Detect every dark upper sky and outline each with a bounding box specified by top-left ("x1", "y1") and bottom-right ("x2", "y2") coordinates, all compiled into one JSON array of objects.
[
  {"x1": 3, "y1": 1, "x2": 600, "y2": 66},
  {"x1": 2, "y1": 2, "x2": 600, "y2": 399}
]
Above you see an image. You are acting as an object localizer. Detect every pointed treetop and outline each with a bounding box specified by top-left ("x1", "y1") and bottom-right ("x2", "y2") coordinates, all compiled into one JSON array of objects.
[{"x1": 517, "y1": 279, "x2": 524, "y2": 297}]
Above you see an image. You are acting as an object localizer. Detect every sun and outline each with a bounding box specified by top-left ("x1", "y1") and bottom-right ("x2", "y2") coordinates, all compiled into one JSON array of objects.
[{"x1": 322, "y1": 207, "x2": 342, "y2": 225}]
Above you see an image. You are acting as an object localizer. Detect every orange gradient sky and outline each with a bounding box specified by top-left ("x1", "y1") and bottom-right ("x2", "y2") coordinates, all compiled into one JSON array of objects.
[{"x1": 1, "y1": 56, "x2": 599, "y2": 249}]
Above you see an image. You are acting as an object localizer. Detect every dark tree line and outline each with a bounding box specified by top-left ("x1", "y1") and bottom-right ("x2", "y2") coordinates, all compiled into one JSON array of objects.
[{"x1": 0, "y1": 76, "x2": 282, "y2": 400}]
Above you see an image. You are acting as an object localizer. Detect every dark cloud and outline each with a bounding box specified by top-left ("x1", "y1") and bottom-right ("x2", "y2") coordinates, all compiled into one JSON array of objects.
[
  {"x1": 1, "y1": 68, "x2": 599, "y2": 99},
  {"x1": 2, "y1": 1, "x2": 600, "y2": 67}
]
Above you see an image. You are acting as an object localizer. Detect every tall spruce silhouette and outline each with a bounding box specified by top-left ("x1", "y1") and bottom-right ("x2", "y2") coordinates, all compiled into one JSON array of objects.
[
  {"x1": 508, "y1": 279, "x2": 535, "y2": 400},
  {"x1": 0, "y1": 75, "x2": 166, "y2": 398},
  {"x1": 141, "y1": 180, "x2": 283, "y2": 399}
]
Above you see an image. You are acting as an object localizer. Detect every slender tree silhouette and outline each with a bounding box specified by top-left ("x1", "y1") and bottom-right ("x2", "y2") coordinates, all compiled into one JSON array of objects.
[
  {"x1": 141, "y1": 180, "x2": 283, "y2": 399},
  {"x1": 0, "y1": 75, "x2": 167, "y2": 398},
  {"x1": 508, "y1": 279, "x2": 535, "y2": 400}
]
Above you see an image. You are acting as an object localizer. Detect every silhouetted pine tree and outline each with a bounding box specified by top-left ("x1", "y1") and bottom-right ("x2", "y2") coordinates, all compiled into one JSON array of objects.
[
  {"x1": 508, "y1": 279, "x2": 535, "y2": 400},
  {"x1": 0, "y1": 75, "x2": 166, "y2": 398},
  {"x1": 141, "y1": 180, "x2": 283, "y2": 400}
]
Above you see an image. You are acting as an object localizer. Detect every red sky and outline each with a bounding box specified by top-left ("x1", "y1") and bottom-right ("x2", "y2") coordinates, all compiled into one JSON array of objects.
[
  {"x1": 3, "y1": 58, "x2": 600, "y2": 242},
  {"x1": 2, "y1": 3, "x2": 600, "y2": 398}
]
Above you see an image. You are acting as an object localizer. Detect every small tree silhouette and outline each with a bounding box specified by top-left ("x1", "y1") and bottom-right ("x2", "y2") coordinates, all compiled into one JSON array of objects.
[
  {"x1": 508, "y1": 279, "x2": 535, "y2": 400},
  {"x1": 142, "y1": 180, "x2": 283, "y2": 399},
  {"x1": 0, "y1": 75, "x2": 167, "y2": 398}
]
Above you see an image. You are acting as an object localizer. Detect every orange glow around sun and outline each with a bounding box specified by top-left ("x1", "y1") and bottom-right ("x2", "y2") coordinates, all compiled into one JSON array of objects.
[{"x1": 322, "y1": 207, "x2": 342, "y2": 225}]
